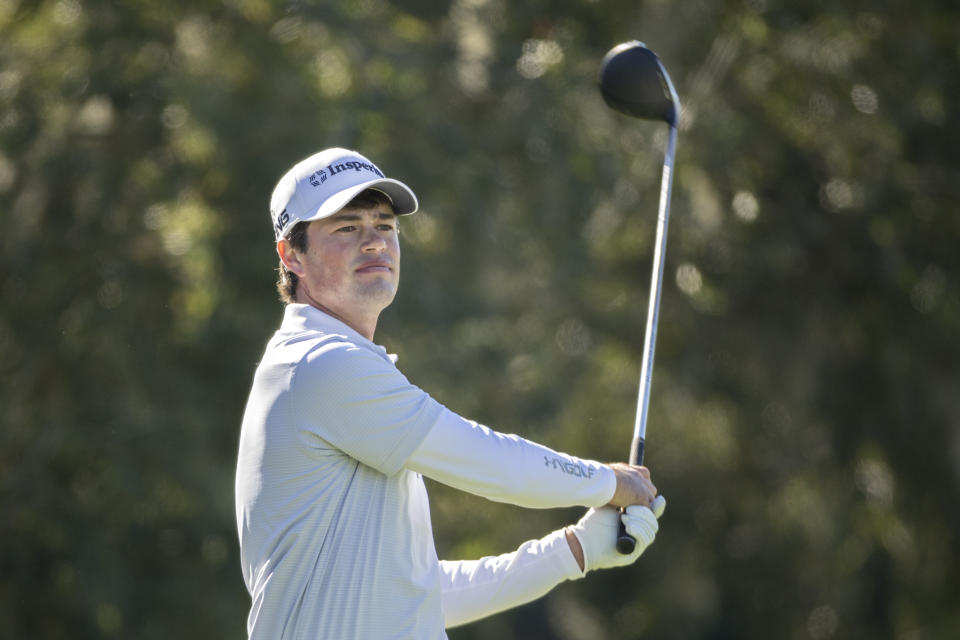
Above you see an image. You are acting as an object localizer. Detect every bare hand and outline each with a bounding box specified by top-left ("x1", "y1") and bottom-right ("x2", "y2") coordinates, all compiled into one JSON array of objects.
[{"x1": 607, "y1": 462, "x2": 657, "y2": 508}]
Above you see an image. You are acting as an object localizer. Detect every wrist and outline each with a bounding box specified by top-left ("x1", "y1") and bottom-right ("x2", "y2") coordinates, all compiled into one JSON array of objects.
[{"x1": 564, "y1": 527, "x2": 585, "y2": 573}]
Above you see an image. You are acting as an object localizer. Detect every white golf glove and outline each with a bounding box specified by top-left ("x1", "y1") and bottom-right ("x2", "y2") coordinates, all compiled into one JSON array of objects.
[{"x1": 568, "y1": 496, "x2": 666, "y2": 573}]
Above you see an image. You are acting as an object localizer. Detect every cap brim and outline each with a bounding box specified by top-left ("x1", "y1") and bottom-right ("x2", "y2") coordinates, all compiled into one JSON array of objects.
[{"x1": 301, "y1": 178, "x2": 418, "y2": 223}]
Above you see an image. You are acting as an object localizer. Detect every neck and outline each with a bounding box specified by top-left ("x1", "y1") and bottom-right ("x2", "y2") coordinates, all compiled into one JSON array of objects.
[{"x1": 296, "y1": 290, "x2": 379, "y2": 341}]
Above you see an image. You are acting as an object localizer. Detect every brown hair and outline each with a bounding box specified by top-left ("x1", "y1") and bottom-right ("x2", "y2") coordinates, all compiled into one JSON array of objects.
[{"x1": 275, "y1": 189, "x2": 397, "y2": 304}]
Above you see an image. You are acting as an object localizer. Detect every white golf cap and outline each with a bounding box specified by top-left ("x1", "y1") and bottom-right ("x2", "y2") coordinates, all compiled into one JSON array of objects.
[{"x1": 269, "y1": 147, "x2": 418, "y2": 240}]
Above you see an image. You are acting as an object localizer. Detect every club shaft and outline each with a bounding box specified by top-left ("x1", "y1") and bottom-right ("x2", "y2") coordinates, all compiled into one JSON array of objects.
[{"x1": 632, "y1": 124, "x2": 678, "y2": 446}]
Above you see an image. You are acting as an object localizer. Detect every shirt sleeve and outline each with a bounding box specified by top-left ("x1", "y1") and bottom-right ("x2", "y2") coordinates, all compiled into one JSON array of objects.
[
  {"x1": 291, "y1": 340, "x2": 445, "y2": 475},
  {"x1": 406, "y1": 410, "x2": 616, "y2": 509},
  {"x1": 439, "y1": 528, "x2": 584, "y2": 628}
]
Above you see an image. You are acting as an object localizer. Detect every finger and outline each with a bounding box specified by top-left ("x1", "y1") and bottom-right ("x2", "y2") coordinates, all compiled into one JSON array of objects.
[
  {"x1": 645, "y1": 474, "x2": 657, "y2": 493},
  {"x1": 630, "y1": 473, "x2": 656, "y2": 503},
  {"x1": 622, "y1": 512, "x2": 658, "y2": 545},
  {"x1": 634, "y1": 471, "x2": 655, "y2": 493},
  {"x1": 624, "y1": 503, "x2": 660, "y2": 523},
  {"x1": 623, "y1": 505, "x2": 659, "y2": 537},
  {"x1": 638, "y1": 479, "x2": 657, "y2": 508},
  {"x1": 651, "y1": 495, "x2": 666, "y2": 519}
]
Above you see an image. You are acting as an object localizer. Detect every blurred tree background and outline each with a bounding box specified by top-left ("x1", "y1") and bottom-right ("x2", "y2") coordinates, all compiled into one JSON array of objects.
[{"x1": 2, "y1": 0, "x2": 958, "y2": 637}]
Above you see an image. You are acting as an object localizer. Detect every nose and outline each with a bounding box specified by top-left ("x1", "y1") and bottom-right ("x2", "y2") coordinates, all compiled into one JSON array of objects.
[{"x1": 360, "y1": 225, "x2": 387, "y2": 252}]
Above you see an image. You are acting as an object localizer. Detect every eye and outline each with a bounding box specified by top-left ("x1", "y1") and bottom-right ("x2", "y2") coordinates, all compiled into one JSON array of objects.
[
  {"x1": 377, "y1": 223, "x2": 396, "y2": 231},
  {"x1": 336, "y1": 225, "x2": 357, "y2": 233}
]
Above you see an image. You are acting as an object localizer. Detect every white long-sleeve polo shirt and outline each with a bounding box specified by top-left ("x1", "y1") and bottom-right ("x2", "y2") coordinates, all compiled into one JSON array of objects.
[{"x1": 235, "y1": 304, "x2": 615, "y2": 639}]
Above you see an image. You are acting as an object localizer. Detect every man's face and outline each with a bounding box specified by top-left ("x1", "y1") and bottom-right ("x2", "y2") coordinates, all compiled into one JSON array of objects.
[{"x1": 291, "y1": 203, "x2": 401, "y2": 324}]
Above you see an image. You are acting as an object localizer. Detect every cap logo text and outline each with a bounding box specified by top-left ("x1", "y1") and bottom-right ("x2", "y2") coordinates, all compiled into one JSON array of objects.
[
  {"x1": 326, "y1": 160, "x2": 385, "y2": 179},
  {"x1": 275, "y1": 209, "x2": 289, "y2": 235},
  {"x1": 308, "y1": 170, "x2": 328, "y2": 187}
]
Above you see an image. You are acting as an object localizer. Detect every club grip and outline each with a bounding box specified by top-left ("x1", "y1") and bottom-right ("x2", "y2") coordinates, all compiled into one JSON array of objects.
[
  {"x1": 615, "y1": 520, "x2": 637, "y2": 554},
  {"x1": 615, "y1": 437, "x2": 645, "y2": 554}
]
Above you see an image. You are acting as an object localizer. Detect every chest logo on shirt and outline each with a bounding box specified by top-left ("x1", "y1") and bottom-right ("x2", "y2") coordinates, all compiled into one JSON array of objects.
[{"x1": 544, "y1": 456, "x2": 595, "y2": 479}]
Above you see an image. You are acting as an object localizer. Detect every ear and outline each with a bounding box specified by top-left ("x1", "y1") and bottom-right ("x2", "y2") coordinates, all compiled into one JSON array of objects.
[{"x1": 277, "y1": 238, "x2": 306, "y2": 277}]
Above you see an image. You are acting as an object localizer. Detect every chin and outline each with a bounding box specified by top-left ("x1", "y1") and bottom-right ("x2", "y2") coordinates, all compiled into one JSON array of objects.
[{"x1": 357, "y1": 284, "x2": 397, "y2": 307}]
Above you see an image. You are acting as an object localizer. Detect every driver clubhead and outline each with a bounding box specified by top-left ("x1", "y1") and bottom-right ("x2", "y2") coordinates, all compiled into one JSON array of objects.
[{"x1": 600, "y1": 41, "x2": 679, "y2": 126}]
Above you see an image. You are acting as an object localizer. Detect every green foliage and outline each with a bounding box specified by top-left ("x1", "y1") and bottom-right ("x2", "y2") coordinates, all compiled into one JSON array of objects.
[{"x1": 2, "y1": 0, "x2": 958, "y2": 637}]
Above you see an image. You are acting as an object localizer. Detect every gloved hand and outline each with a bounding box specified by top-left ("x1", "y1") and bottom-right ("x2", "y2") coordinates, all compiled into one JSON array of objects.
[{"x1": 568, "y1": 496, "x2": 666, "y2": 573}]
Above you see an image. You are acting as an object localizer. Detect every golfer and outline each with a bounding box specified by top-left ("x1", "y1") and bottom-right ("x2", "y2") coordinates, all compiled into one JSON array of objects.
[{"x1": 235, "y1": 148, "x2": 666, "y2": 639}]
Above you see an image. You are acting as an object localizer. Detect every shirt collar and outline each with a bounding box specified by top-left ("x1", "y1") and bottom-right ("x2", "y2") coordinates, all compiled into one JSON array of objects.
[{"x1": 280, "y1": 303, "x2": 397, "y2": 363}]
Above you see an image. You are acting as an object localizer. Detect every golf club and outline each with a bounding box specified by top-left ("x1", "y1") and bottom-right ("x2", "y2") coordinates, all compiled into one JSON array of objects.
[{"x1": 598, "y1": 41, "x2": 680, "y2": 554}]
